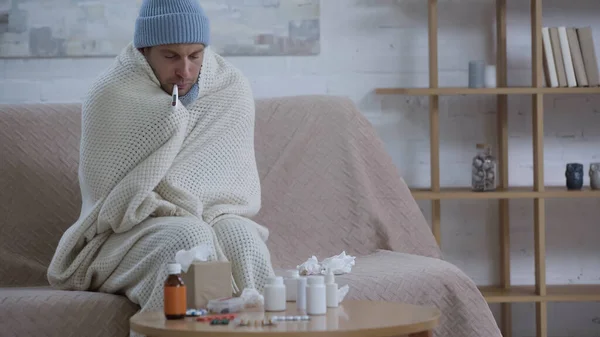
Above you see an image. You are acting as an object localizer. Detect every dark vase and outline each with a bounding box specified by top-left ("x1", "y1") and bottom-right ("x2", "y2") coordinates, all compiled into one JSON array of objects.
[{"x1": 565, "y1": 163, "x2": 584, "y2": 190}]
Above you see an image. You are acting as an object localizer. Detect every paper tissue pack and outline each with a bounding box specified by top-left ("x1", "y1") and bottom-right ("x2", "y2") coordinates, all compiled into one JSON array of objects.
[{"x1": 175, "y1": 245, "x2": 233, "y2": 308}]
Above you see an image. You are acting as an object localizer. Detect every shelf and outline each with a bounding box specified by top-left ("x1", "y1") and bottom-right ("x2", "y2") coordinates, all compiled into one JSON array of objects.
[
  {"x1": 410, "y1": 186, "x2": 600, "y2": 200},
  {"x1": 479, "y1": 285, "x2": 600, "y2": 303},
  {"x1": 389, "y1": 0, "x2": 600, "y2": 334},
  {"x1": 375, "y1": 86, "x2": 600, "y2": 96}
]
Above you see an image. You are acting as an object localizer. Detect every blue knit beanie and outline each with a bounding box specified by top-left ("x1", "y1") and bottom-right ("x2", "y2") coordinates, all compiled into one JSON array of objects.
[{"x1": 133, "y1": 0, "x2": 210, "y2": 48}]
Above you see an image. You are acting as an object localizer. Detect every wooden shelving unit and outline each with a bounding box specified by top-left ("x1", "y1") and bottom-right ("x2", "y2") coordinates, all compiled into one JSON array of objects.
[
  {"x1": 375, "y1": 1, "x2": 600, "y2": 336},
  {"x1": 411, "y1": 186, "x2": 600, "y2": 200},
  {"x1": 479, "y1": 285, "x2": 600, "y2": 304},
  {"x1": 375, "y1": 86, "x2": 600, "y2": 95}
]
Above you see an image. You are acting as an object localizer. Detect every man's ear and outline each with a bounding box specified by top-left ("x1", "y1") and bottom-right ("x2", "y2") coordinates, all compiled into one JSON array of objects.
[{"x1": 138, "y1": 47, "x2": 150, "y2": 56}]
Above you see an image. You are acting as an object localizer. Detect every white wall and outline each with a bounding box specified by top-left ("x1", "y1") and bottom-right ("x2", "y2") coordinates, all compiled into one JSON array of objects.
[{"x1": 2, "y1": 0, "x2": 600, "y2": 336}]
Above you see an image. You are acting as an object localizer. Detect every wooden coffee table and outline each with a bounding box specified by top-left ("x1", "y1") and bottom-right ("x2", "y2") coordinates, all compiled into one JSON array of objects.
[{"x1": 130, "y1": 300, "x2": 440, "y2": 337}]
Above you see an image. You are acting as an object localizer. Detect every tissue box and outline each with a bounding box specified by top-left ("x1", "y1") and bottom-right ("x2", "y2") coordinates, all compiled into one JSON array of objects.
[{"x1": 181, "y1": 261, "x2": 233, "y2": 309}]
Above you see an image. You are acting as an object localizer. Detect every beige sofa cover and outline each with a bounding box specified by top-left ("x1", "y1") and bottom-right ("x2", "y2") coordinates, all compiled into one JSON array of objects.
[{"x1": 0, "y1": 95, "x2": 501, "y2": 337}]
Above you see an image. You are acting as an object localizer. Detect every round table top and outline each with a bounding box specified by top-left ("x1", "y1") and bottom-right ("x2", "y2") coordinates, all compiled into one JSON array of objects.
[{"x1": 130, "y1": 300, "x2": 440, "y2": 337}]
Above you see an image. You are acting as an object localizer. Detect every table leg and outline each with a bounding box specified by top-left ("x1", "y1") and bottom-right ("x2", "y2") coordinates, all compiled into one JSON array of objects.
[{"x1": 408, "y1": 331, "x2": 433, "y2": 337}]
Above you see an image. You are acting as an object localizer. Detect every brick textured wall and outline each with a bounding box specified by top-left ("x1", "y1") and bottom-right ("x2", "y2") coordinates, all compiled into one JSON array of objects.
[{"x1": 1, "y1": 0, "x2": 600, "y2": 335}]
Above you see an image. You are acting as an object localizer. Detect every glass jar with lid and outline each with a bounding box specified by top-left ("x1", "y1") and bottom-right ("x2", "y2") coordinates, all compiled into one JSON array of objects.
[{"x1": 471, "y1": 143, "x2": 497, "y2": 192}]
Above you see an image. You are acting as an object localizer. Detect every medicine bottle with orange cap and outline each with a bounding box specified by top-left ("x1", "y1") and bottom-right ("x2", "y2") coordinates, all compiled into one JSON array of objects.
[{"x1": 164, "y1": 263, "x2": 187, "y2": 319}]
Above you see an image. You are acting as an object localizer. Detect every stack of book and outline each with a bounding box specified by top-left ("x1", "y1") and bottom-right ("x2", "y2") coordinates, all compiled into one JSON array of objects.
[{"x1": 542, "y1": 26, "x2": 600, "y2": 87}]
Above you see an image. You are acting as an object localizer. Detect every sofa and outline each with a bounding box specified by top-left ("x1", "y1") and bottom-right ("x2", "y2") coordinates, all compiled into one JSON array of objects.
[{"x1": 0, "y1": 95, "x2": 502, "y2": 337}]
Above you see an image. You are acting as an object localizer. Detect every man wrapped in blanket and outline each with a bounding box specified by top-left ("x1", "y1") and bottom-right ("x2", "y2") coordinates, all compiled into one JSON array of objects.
[{"x1": 47, "y1": 0, "x2": 276, "y2": 321}]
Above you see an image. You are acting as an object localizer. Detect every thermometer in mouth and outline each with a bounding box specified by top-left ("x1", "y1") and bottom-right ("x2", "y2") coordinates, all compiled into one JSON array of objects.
[{"x1": 172, "y1": 84, "x2": 178, "y2": 107}]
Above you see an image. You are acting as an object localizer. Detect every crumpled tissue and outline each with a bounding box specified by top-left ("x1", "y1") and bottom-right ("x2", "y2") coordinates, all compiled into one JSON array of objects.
[
  {"x1": 175, "y1": 244, "x2": 212, "y2": 273},
  {"x1": 337, "y1": 284, "x2": 350, "y2": 304},
  {"x1": 240, "y1": 288, "x2": 264, "y2": 308},
  {"x1": 297, "y1": 251, "x2": 356, "y2": 276},
  {"x1": 296, "y1": 253, "x2": 353, "y2": 305}
]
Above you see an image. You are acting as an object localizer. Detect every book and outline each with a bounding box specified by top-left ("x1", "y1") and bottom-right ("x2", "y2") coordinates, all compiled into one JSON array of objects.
[
  {"x1": 558, "y1": 26, "x2": 577, "y2": 87},
  {"x1": 542, "y1": 27, "x2": 559, "y2": 87},
  {"x1": 549, "y1": 27, "x2": 567, "y2": 87},
  {"x1": 577, "y1": 27, "x2": 600, "y2": 87},
  {"x1": 566, "y1": 27, "x2": 588, "y2": 87}
]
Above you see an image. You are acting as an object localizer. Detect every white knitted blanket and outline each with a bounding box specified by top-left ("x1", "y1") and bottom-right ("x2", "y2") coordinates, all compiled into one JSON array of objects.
[{"x1": 47, "y1": 43, "x2": 267, "y2": 290}]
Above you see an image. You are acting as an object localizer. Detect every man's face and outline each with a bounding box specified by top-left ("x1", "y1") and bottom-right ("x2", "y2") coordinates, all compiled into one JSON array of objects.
[{"x1": 142, "y1": 43, "x2": 205, "y2": 96}]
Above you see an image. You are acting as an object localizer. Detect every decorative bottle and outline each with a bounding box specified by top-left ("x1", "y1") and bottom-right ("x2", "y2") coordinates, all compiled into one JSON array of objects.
[
  {"x1": 164, "y1": 263, "x2": 187, "y2": 320},
  {"x1": 264, "y1": 276, "x2": 286, "y2": 312},
  {"x1": 471, "y1": 143, "x2": 497, "y2": 192}
]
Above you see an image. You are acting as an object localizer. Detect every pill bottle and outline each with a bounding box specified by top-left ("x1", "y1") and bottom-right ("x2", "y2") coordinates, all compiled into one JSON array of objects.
[
  {"x1": 264, "y1": 276, "x2": 286, "y2": 311},
  {"x1": 296, "y1": 276, "x2": 307, "y2": 311},
  {"x1": 283, "y1": 269, "x2": 299, "y2": 301},
  {"x1": 325, "y1": 270, "x2": 339, "y2": 308},
  {"x1": 306, "y1": 275, "x2": 326, "y2": 315},
  {"x1": 164, "y1": 263, "x2": 187, "y2": 320}
]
